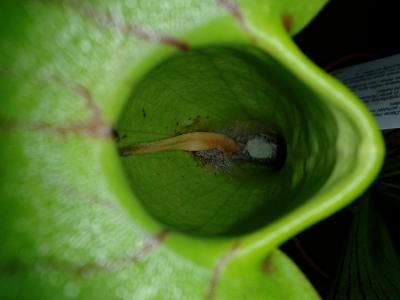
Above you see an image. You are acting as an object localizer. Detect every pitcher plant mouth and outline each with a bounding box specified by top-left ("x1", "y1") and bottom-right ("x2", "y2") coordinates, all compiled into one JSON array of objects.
[{"x1": 114, "y1": 44, "x2": 383, "y2": 238}]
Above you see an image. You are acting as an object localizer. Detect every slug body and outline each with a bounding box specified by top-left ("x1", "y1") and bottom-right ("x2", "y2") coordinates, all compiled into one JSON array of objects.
[
  {"x1": 118, "y1": 130, "x2": 286, "y2": 170},
  {"x1": 119, "y1": 132, "x2": 240, "y2": 156}
]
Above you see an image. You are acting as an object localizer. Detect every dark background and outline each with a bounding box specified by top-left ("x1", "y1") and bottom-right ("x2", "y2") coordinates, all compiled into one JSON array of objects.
[
  {"x1": 282, "y1": 0, "x2": 400, "y2": 298},
  {"x1": 295, "y1": 0, "x2": 400, "y2": 69}
]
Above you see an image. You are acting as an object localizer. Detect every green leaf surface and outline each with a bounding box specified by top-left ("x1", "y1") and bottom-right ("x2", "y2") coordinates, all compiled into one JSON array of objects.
[{"x1": 0, "y1": 0, "x2": 384, "y2": 299}]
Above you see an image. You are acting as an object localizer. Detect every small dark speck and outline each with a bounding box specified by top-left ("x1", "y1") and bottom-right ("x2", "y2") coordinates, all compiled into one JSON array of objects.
[
  {"x1": 188, "y1": 117, "x2": 192, "y2": 120},
  {"x1": 176, "y1": 121, "x2": 179, "y2": 126},
  {"x1": 156, "y1": 172, "x2": 160, "y2": 176},
  {"x1": 112, "y1": 129, "x2": 119, "y2": 140},
  {"x1": 206, "y1": 116, "x2": 209, "y2": 119},
  {"x1": 142, "y1": 108, "x2": 146, "y2": 118},
  {"x1": 181, "y1": 175, "x2": 185, "y2": 179}
]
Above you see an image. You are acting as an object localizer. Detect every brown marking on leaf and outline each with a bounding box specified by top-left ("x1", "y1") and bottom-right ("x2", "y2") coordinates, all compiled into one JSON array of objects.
[
  {"x1": 52, "y1": 180, "x2": 120, "y2": 213},
  {"x1": 205, "y1": 241, "x2": 240, "y2": 300},
  {"x1": 261, "y1": 255, "x2": 274, "y2": 273},
  {"x1": 15, "y1": 229, "x2": 171, "y2": 278},
  {"x1": 0, "y1": 80, "x2": 112, "y2": 139},
  {"x1": 216, "y1": 0, "x2": 244, "y2": 23},
  {"x1": 60, "y1": 0, "x2": 188, "y2": 51},
  {"x1": 0, "y1": 181, "x2": 170, "y2": 277},
  {"x1": 282, "y1": 14, "x2": 293, "y2": 33},
  {"x1": 78, "y1": 229, "x2": 169, "y2": 277},
  {"x1": 0, "y1": 121, "x2": 103, "y2": 138},
  {"x1": 1, "y1": 174, "x2": 121, "y2": 216},
  {"x1": 67, "y1": 82, "x2": 112, "y2": 138},
  {"x1": 215, "y1": 0, "x2": 256, "y2": 44},
  {"x1": 158, "y1": 37, "x2": 189, "y2": 51}
]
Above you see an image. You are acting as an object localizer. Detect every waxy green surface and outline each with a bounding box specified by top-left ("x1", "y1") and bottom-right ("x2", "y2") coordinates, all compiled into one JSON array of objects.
[{"x1": 0, "y1": 1, "x2": 384, "y2": 299}]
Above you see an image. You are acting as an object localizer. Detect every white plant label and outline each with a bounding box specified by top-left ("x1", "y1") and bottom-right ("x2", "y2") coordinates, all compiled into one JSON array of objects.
[{"x1": 332, "y1": 54, "x2": 400, "y2": 129}]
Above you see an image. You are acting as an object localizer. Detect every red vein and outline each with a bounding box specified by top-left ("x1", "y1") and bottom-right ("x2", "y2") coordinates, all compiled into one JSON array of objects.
[
  {"x1": 215, "y1": 0, "x2": 256, "y2": 43},
  {"x1": 61, "y1": 0, "x2": 188, "y2": 51},
  {"x1": 0, "y1": 79, "x2": 112, "y2": 139},
  {"x1": 33, "y1": 229, "x2": 171, "y2": 277},
  {"x1": 1, "y1": 175, "x2": 169, "y2": 277},
  {"x1": 205, "y1": 241, "x2": 240, "y2": 300},
  {"x1": 77, "y1": 229, "x2": 170, "y2": 276},
  {"x1": 49, "y1": 179, "x2": 120, "y2": 213},
  {"x1": 67, "y1": 82, "x2": 111, "y2": 138}
]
